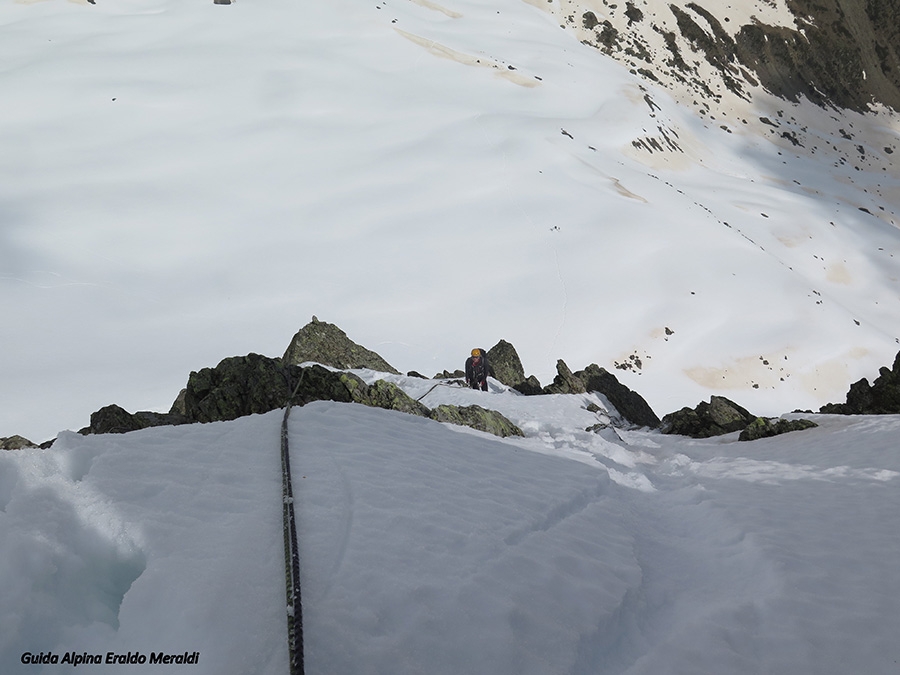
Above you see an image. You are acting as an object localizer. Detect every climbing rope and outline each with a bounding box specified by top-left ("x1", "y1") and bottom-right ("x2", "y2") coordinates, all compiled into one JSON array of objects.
[
  {"x1": 281, "y1": 372, "x2": 305, "y2": 675},
  {"x1": 415, "y1": 380, "x2": 467, "y2": 402}
]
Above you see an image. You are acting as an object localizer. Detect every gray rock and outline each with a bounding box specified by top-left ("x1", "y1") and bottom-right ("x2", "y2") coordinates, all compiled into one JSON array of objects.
[
  {"x1": 180, "y1": 354, "x2": 428, "y2": 424},
  {"x1": 283, "y1": 317, "x2": 399, "y2": 374},
  {"x1": 1, "y1": 435, "x2": 38, "y2": 450},
  {"x1": 661, "y1": 396, "x2": 757, "y2": 438},
  {"x1": 575, "y1": 364, "x2": 660, "y2": 428},
  {"x1": 542, "y1": 360, "x2": 586, "y2": 395},
  {"x1": 429, "y1": 404, "x2": 524, "y2": 438},
  {"x1": 357, "y1": 379, "x2": 431, "y2": 418},
  {"x1": 83, "y1": 403, "x2": 188, "y2": 435},
  {"x1": 486, "y1": 340, "x2": 526, "y2": 387},
  {"x1": 486, "y1": 340, "x2": 543, "y2": 394},
  {"x1": 182, "y1": 353, "x2": 293, "y2": 423},
  {"x1": 512, "y1": 375, "x2": 544, "y2": 396},
  {"x1": 739, "y1": 417, "x2": 818, "y2": 442}
]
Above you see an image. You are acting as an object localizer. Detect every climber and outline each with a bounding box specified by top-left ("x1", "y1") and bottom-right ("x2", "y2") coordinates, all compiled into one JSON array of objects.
[{"x1": 465, "y1": 348, "x2": 489, "y2": 391}]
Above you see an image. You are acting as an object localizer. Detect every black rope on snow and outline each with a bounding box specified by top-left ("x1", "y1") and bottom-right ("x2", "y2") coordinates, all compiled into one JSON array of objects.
[
  {"x1": 282, "y1": 371, "x2": 306, "y2": 675},
  {"x1": 415, "y1": 380, "x2": 467, "y2": 402}
]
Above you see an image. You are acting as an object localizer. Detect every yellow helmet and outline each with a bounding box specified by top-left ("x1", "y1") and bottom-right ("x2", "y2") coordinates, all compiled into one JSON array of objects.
[{"x1": 471, "y1": 348, "x2": 482, "y2": 357}]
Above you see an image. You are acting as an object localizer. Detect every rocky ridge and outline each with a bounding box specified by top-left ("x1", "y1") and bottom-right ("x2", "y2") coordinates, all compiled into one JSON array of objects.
[{"x1": 8, "y1": 319, "x2": 899, "y2": 448}]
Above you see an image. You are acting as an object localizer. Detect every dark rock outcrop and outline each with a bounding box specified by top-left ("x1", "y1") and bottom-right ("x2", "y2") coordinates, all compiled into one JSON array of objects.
[
  {"x1": 819, "y1": 349, "x2": 900, "y2": 414},
  {"x1": 80, "y1": 354, "x2": 427, "y2": 434},
  {"x1": 739, "y1": 416, "x2": 818, "y2": 442},
  {"x1": 667, "y1": 0, "x2": 900, "y2": 112},
  {"x1": 486, "y1": 340, "x2": 543, "y2": 395},
  {"x1": 434, "y1": 369, "x2": 466, "y2": 380},
  {"x1": 429, "y1": 404, "x2": 524, "y2": 438},
  {"x1": 575, "y1": 364, "x2": 661, "y2": 428},
  {"x1": 734, "y1": 0, "x2": 900, "y2": 112},
  {"x1": 486, "y1": 340, "x2": 526, "y2": 386},
  {"x1": 283, "y1": 317, "x2": 399, "y2": 374},
  {"x1": 180, "y1": 355, "x2": 428, "y2": 424},
  {"x1": 543, "y1": 360, "x2": 587, "y2": 395},
  {"x1": 565, "y1": 0, "x2": 900, "y2": 114},
  {"x1": 361, "y1": 379, "x2": 431, "y2": 417},
  {"x1": 83, "y1": 404, "x2": 188, "y2": 435},
  {"x1": 661, "y1": 396, "x2": 757, "y2": 438},
  {"x1": 182, "y1": 353, "x2": 295, "y2": 423},
  {"x1": 512, "y1": 376, "x2": 544, "y2": 396},
  {"x1": 1, "y1": 435, "x2": 38, "y2": 450}
]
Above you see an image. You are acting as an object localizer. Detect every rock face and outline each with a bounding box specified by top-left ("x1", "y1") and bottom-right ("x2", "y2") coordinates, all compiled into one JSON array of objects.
[
  {"x1": 429, "y1": 404, "x2": 524, "y2": 438},
  {"x1": 661, "y1": 396, "x2": 757, "y2": 438},
  {"x1": 486, "y1": 340, "x2": 524, "y2": 385},
  {"x1": 820, "y1": 350, "x2": 900, "y2": 414},
  {"x1": 739, "y1": 417, "x2": 818, "y2": 442},
  {"x1": 179, "y1": 355, "x2": 427, "y2": 424},
  {"x1": 486, "y1": 340, "x2": 543, "y2": 395},
  {"x1": 84, "y1": 404, "x2": 188, "y2": 435},
  {"x1": 82, "y1": 352, "x2": 523, "y2": 439},
  {"x1": 1, "y1": 435, "x2": 37, "y2": 450},
  {"x1": 575, "y1": 364, "x2": 661, "y2": 429},
  {"x1": 182, "y1": 353, "x2": 295, "y2": 423},
  {"x1": 539, "y1": 361, "x2": 660, "y2": 428},
  {"x1": 512, "y1": 376, "x2": 544, "y2": 396},
  {"x1": 434, "y1": 369, "x2": 466, "y2": 380},
  {"x1": 550, "y1": 0, "x2": 900, "y2": 113},
  {"x1": 543, "y1": 360, "x2": 587, "y2": 395},
  {"x1": 283, "y1": 317, "x2": 399, "y2": 374}
]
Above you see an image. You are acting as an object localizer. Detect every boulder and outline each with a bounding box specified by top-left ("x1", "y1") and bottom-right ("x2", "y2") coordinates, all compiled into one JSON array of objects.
[
  {"x1": 182, "y1": 353, "x2": 294, "y2": 423},
  {"x1": 661, "y1": 396, "x2": 757, "y2": 438},
  {"x1": 575, "y1": 364, "x2": 660, "y2": 428},
  {"x1": 429, "y1": 404, "x2": 524, "y2": 438},
  {"x1": 739, "y1": 417, "x2": 818, "y2": 442},
  {"x1": 542, "y1": 360, "x2": 586, "y2": 395},
  {"x1": 486, "y1": 340, "x2": 526, "y2": 387},
  {"x1": 486, "y1": 339, "x2": 543, "y2": 395},
  {"x1": 434, "y1": 370, "x2": 466, "y2": 380},
  {"x1": 1, "y1": 435, "x2": 37, "y2": 450},
  {"x1": 180, "y1": 354, "x2": 428, "y2": 424},
  {"x1": 512, "y1": 376, "x2": 544, "y2": 396},
  {"x1": 357, "y1": 379, "x2": 431, "y2": 417},
  {"x1": 283, "y1": 317, "x2": 399, "y2": 374},
  {"x1": 83, "y1": 404, "x2": 188, "y2": 435},
  {"x1": 820, "y1": 350, "x2": 900, "y2": 414}
]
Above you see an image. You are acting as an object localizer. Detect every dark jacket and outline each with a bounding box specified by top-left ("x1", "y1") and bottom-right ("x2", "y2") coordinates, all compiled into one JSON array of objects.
[{"x1": 465, "y1": 353, "x2": 489, "y2": 390}]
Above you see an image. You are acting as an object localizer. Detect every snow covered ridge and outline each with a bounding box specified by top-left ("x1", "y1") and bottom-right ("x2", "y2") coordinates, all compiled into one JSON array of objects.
[{"x1": 1, "y1": 383, "x2": 899, "y2": 673}]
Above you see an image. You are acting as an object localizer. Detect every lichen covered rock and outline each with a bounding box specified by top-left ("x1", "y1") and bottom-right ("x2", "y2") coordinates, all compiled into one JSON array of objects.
[
  {"x1": 283, "y1": 317, "x2": 399, "y2": 374},
  {"x1": 429, "y1": 404, "x2": 524, "y2": 438},
  {"x1": 739, "y1": 417, "x2": 818, "y2": 442},
  {"x1": 1, "y1": 435, "x2": 38, "y2": 450},
  {"x1": 542, "y1": 360, "x2": 586, "y2": 395}
]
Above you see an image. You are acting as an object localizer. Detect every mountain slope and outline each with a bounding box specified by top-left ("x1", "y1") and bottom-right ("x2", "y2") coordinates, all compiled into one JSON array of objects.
[{"x1": 1, "y1": 0, "x2": 899, "y2": 442}]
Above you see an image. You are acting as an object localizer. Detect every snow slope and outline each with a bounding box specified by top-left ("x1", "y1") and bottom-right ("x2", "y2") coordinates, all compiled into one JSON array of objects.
[
  {"x1": 1, "y1": 373, "x2": 899, "y2": 674},
  {"x1": 2, "y1": 0, "x2": 900, "y2": 443}
]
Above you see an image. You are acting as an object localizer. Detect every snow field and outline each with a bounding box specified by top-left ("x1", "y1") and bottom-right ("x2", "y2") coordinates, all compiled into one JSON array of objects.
[
  {"x1": 3, "y1": 373, "x2": 898, "y2": 674},
  {"x1": 3, "y1": 0, "x2": 900, "y2": 442}
]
